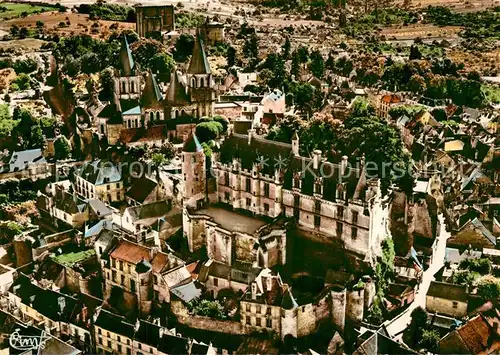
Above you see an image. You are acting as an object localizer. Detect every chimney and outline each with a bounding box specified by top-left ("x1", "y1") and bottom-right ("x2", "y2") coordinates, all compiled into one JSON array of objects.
[
  {"x1": 341, "y1": 155, "x2": 348, "y2": 175},
  {"x1": 313, "y1": 150, "x2": 322, "y2": 170},
  {"x1": 248, "y1": 129, "x2": 255, "y2": 145},
  {"x1": 292, "y1": 131, "x2": 300, "y2": 156},
  {"x1": 81, "y1": 305, "x2": 88, "y2": 323},
  {"x1": 251, "y1": 282, "x2": 257, "y2": 300}
]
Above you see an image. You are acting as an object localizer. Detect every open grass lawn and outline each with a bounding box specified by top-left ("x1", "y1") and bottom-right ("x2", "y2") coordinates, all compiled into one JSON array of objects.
[
  {"x1": 0, "y1": 3, "x2": 56, "y2": 20},
  {"x1": 52, "y1": 249, "x2": 96, "y2": 267}
]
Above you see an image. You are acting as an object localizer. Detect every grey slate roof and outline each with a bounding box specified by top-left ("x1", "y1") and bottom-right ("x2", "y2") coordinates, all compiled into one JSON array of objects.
[
  {"x1": 76, "y1": 160, "x2": 122, "y2": 185},
  {"x1": 8, "y1": 148, "x2": 46, "y2": 173},
  {"x1": 166, "y1": 71, "x2": 191, "y2": 106},
  {"x1": 188, "y1": 36, "x2": 211, "y2": 75},
  {"x1": 119, "y1": 35, "x2": 135, "y2": 76},
  {"x1": 427, "y1": 281, "x2": 468, "y2": 303},
  {"x1": 141, "y1": 70, "x2": 164, "y2": 109}
]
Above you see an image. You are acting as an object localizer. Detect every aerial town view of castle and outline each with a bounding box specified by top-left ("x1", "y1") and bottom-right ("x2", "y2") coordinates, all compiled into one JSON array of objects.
[{"x1": 0, "y1": 0, "x2": 498, "y2": 353}]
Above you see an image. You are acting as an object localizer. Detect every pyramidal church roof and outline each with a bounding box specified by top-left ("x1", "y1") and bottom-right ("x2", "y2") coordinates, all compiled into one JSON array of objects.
[
  {"x1": 141, "y1": 70, "x2": 163, "y2": 108},
  {"x1": 166, "y1": 71, "x2": 191, "y2": 106},
  {"x1": 119, "y1": 35, "x2": 135, "y2": 76},
  {"x1": 187, "y1": 36, "x2": 211, "y2": 75}
]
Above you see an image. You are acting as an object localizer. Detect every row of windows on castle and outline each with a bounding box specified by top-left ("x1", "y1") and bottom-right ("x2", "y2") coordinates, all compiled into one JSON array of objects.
[{"x1": 219, "y1": 171, "x2": 349, "y2": 199}]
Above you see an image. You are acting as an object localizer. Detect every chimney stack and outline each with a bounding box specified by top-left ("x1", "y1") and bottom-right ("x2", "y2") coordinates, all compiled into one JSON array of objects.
[
  {"x1": 251, "y1": 282, "x2": 257, "y2": 300},
  {"x1": 341, "y1": 155, "x2": 348, "y2": 175},
  {"x1": 313, "y1": 150, "x2": 322, "y2": 170},
  {"x1": 292, "y1": 131, "x2": 300, "y2": 156}
]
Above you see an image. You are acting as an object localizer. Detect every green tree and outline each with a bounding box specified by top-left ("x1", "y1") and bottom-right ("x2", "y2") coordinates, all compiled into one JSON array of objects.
[
  {"x1": 226, "y1": 46, "x2": 237, "y2": 67},
  {"x1": 10, "y1": 73, "x2": 31, "y2": 91},
  {"x1": 296, "y1": 46, "x2": 309, "y2": 63},
  {"x1": 291, "y1": 54, "x2": 301, "y2": 80},
  {"x1": 151, "y1": 153, "x2": 167, "y2": 167},
  {"x1": 261, "y1": 54, "x2": 286, "y2": 89},
  {"x1": 419, "y1": 329, "x2": 440, "y2": 353},
  {"x1": 409, "y1": 307, "x2": 428, "y2": 345},
  {"x1": 195, "y1": 121, "x2": 223, "y2": 143},
  {"x1": 99, "y1": 67, "x2": 114, "y2": 100},
  {"x1": 174, "y1": 34, "x2": 194, "y2": 62},
  {"x1": 477, "y1": 277, "x2": 500, "y2": 300},
  {"x1": 282, "y1": 36, "x2": 291, "y2": 59},
  {"x1": 408, "y1": 74, "x2": 426, "y2": 94},
  {"x1": 243, "y1": 33, "x2": 259, "y2": 59},
  {"x1": 188, "y1": 299, "x2": 228, "y2": 320},
  {"x1": 150, "y1": 53, "x2": 175, "y2": 76},
  {"x1": 54, "y1": 136, "x2": 72, "y2": 160},
  {"x1": 309, "y1": 50, "x2": 325, "y2": 79},
  {"x1": 80, "y1": 52, "x2": 101, "y2": 74}
]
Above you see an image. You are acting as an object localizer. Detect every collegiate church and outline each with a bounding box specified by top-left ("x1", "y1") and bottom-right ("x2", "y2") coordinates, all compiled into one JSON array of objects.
[{"x1": 97, "y1": 35, "x2": 215, "y2": 145}]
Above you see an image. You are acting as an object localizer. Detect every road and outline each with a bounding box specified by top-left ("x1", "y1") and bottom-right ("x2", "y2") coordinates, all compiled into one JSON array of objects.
[{"x1": 384, "y1": 214, "x2": 450, "y2": 339}]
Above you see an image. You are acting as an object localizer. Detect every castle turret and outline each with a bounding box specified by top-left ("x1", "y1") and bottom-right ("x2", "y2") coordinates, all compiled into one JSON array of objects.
[{"x1": 182, "y1": 131, "x2": 206, "y2": 208}]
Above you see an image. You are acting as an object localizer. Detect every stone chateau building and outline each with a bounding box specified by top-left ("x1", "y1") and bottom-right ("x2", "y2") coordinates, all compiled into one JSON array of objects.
[{"x1": 182, "y1": 129, "x2": 390, "y2": 265}]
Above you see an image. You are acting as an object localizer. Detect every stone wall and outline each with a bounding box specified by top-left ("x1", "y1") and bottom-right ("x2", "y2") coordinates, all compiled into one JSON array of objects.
[{"x1": 171, "y1": 299, "x2": 246, "y2": 335}]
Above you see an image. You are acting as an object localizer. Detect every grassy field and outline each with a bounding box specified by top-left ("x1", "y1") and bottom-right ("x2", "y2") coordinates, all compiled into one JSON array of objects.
[
  {"x1": 0, "y1": 2, "x2": 57, "y2": 20},
  {"x1": 52, "y1": 249, "x2": 96, "y2": 267}
]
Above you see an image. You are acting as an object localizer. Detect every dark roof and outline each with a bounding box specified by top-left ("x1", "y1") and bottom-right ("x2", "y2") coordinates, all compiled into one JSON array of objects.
[
  {"x1": 141, "y1": 71, "x2": 164, "y2": 109},
  {"x1": 94, "y1": 309, "x2": 135, "y2": 339},
  {"x1": 125, "y1": 200, "x2": 172, "y2": 222},
  {"x1": 10, "y1": 275, "x2": 81, "y2": 325},
  {"x1": 126, "y1": 176, "x2": 158, "y2": 203},
  {"x1": 119, "y1": 35, "x2": 135, "y2": 76},
  {"x1": 54, "y1": 188, "x2": 87, "y2": 215},
  {"x1": 183, "y1": 131, "x2": 203, "y2": 152},
  {"x1": 191, "y1": 342, "x2": 210, "y2": 355},
  {"x1": 76, "y1": 160, "x2": 122, "y2": 185},
  {"x1": 158, "y1": 334, "x2": 189, "y2": 354},
  {"x1": 166, "y1": 71, "x2": 191, "y2": 106},
  {"x1": 427, "y1": 281, "x2": 468, "y2": 303},
  {"x1": 134, "y1": 320, "x2": 160, "y2": 348},
  {"x1": 188, "y1": 36, "x2": 211, "y2": 75},
  {"x1": 97, "y1": 103, "x2": 122, "y2": 123},
  {"x1": 354, "y1": 330, "x2": 417, "y2": 355}
]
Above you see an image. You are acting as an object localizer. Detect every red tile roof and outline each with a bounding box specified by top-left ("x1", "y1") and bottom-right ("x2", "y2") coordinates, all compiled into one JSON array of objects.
[{"x1": 110, "y1": 240, "x2": 150, "y2": 264}]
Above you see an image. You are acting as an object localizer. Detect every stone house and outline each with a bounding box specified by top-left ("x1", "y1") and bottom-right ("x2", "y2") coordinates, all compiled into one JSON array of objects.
[
  {"x1": 447, "y1": 218, "x2": 496, "y2": 250},
  {"x1": 74, "y1": 160, "x2": 124, "y2": 203},
  {"x1": 37, "y1": 181, "x2": 90, "y2": 229},
  {"x1": 9, "y1": 274, "x2": 91, "y2": 348},
  {"x1": 101, "y1": 239, "x2": 190, "y2": 316},
  {"x1": 426, "y1": 281, "x2": 468, "y2": 318},
  {"x1": 197, "y1": 259, "x2": 260, "y2": 298}
]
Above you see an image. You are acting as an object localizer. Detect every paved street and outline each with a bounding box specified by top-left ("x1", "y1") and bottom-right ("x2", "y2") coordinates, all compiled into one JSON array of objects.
[{"x1": 384, "y1": 214, "x2": 450, "y2": 339}]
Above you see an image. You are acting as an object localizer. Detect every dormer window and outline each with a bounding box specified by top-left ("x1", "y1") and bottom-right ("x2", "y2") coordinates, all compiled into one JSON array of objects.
[
  {"x1": 293, "y1": 172, "x2": 301, "y2": 190},
  {"x1": 314, "y1": 177, "x2": 323, "y2": 195},
  {"x1": 336, "y1": 183, "x2": 347, "y2": 200}
]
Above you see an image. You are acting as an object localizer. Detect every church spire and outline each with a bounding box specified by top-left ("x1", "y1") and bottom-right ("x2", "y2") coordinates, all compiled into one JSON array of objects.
[
  {"x1": 119, "y1": 35, "x2": 135, "y2": 76},
  {"x1": 166, "y1": 70, "x2": 191, "y2": 106},
  {"x1": 141, "y1": 70, "x2": 163, "y2": 108},
  {"x1": 187, "y1": 36, "x2": 211, "y2": 75}
]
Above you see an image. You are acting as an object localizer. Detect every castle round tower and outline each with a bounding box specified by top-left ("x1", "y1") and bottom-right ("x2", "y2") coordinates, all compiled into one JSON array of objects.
[{"x1": 182, "y1": 131, "x2": 206, "y2": 208}]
